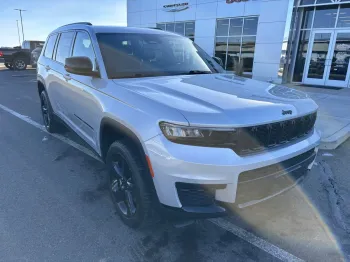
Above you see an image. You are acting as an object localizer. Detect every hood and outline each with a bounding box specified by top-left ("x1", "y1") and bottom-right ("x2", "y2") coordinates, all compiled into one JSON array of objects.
[{"x1": 113, "y1": 74, "x2": 318, "y2": 126}]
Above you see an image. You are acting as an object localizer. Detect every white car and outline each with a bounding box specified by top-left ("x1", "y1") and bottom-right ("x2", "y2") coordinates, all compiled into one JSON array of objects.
[{"x1": 37, "y1": 22, "x2": 320, "y2": 228}]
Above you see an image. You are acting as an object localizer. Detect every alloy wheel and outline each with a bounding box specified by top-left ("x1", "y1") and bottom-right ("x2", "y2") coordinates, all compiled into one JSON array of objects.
[
  {"x1": 15, "y1": 59, "x2": 26, "y2": 70},
  {"x1": 110, "y1": 154, "x2": 137, "y2": 217},
  {"x1": 40, "y1": 94, "x2": 50, "y2": 128}
]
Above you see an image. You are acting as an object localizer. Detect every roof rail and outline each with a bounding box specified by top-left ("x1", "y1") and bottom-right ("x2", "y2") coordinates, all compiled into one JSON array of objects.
[{"x1": 62, "y1": 22, "x2": 92, "y2": 27}]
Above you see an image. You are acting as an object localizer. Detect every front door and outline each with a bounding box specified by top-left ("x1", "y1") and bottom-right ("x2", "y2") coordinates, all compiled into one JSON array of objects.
[{"x1": 303, "y1": 30, "x2": 350, "y2": 88}]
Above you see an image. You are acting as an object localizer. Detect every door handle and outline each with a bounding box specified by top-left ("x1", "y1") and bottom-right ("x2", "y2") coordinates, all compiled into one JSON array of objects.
[
  {"x1": 63, "y1": 73, "x2": 71, "y2": 81},
  {"x1": 45, "y1": 65, "x2": 51, "y2": 71}
]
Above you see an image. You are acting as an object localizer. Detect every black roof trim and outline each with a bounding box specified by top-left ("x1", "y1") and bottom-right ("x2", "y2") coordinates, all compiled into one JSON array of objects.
[{"x1": 62, "y1": 22, "x2": 92, "y2": 27}]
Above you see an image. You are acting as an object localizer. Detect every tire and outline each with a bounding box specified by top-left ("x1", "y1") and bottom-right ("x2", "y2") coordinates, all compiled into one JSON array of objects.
[
  {"x1": 106, "y1": 141, "x2": 154, "y2": 228},
  {"x1": 39, "y1": 90, "x2": 61, "y2": 133},
  {"x1": 4, "y1": 63, "x2": 13, "y2": 69},
  {"x1": 13, "y1": 57, "x2": 27, "y2": 70}
]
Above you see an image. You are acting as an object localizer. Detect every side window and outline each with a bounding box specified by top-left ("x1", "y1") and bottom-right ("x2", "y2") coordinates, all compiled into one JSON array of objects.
[
  {"x1": 72, "y1": 31, "x2": 96, "y2": 69},
  {"x1": 44, "y1": 34, "x2": 58, "y2": 59},
  {"x1": 55, "y1": 32, "x2": 75, "y2": 64}
]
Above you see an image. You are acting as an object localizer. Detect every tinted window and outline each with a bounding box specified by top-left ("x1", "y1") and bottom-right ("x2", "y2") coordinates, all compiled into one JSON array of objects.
[
  {"x1": 96, "y1": 33, "x2": 223, "y2": 79},
  {"x1": 301, "y1": 8, "x2": 314, "y2": 29},
  {"x1": 185, "y1": 22, "x2": 195, "y2": 38},
  {"x1": 216, "y1": 19, "x2": 229, "y2": 36},
  {"x1": 243, "y1": 17, "x2": 258, "y2": 35},
  {"x1": 72, "y1": 31, "x2": 96, "y2": 69},
  {"x1": 166, "y1": 23, "x2": 175, "y2": 32},
  {"x1": 229, "y1": 18, "x2": 243, "y2": 36},
  {"x1": 337, "y1": 4, "x2": 350, "y2": 28},
  {"x1": 313, "y1": 6, "x2": 337, "y2": 28},
  {"x1": 175, "y1": 22, "x2": 185, "y2": 35},
  {"x1": 156, "y1": 24, "x2": 166, "y2": 30},
  {"x1": 44, "y1": 34, "x2": 58, "y2": 59},
  {"x1": 55, "y1": 32, "x2": 75, "y2": 64}
]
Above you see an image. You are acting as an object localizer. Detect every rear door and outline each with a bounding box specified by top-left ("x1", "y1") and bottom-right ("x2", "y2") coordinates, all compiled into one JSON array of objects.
[
  {"x1": 40, "y1": 33, "x2": 59, "y2": 111},
  {"x1": 49, "y1": 31, "x2": 76, "y2": 123}
]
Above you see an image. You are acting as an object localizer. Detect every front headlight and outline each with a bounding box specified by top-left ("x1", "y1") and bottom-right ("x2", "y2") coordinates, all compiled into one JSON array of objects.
[{"x1": 159, "y1": 122, "x2": 236, "y2": 148}]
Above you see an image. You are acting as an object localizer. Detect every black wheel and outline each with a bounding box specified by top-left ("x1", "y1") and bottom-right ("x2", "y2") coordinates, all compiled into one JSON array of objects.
[
  {"x1": 4, "y1": 63, "x2": 13, "y2": 69},
  {"x1": 13, "y1": 57, "x2": 27, "y2": 70},
  {"x1": 40, "y1": 90, "x2": 60, "y2": 133},
  {"x1": 106, "y1": 141, "x2": 154, "y2": 228}
]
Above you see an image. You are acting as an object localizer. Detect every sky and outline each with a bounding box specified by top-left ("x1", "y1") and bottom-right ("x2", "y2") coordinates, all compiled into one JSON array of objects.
[{"x1": 0, "y1": 0, "x2": 127, "y2": 47}]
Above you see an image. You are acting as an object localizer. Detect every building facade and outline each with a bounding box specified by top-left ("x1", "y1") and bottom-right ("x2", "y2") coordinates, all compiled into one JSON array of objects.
[{"x1": 127, "y1": 0, "x2": 350, "y2": 88}]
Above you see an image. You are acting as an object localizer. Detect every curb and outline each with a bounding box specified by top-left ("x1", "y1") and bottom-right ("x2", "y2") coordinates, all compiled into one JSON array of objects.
[{"x1": 320, "y1": 124, "x2": 350, "y2": 150}]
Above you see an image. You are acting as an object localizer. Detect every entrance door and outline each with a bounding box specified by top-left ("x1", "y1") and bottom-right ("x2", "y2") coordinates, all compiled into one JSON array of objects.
[
  {"x1": 303, "y1": 30, "x2": 334, "y2": 86},
  {"x1": 303, "y1": 30, "x2": 350, "y2": 88},
  {"x1": 325, "y1": 31, "x2": 350, "y2": 87}
]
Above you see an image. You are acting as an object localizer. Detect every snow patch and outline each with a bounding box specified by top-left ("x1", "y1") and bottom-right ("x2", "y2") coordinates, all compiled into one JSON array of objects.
[{"x1": 42, "y1": 136, "x2": 48, "y2": 142}]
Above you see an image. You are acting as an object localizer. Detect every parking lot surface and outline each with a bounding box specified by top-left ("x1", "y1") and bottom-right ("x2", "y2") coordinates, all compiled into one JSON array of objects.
[{"x1": 0, "y1": 69, "x2": 348, "y2": 262}]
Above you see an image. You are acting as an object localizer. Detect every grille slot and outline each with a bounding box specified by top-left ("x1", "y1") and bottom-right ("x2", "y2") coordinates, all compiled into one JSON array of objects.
[{"x1": 233, "y1": 112, "x2": 317, "y2": 156}]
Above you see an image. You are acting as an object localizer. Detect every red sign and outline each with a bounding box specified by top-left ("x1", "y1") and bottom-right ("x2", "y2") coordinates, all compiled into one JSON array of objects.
[{"x1": 226, "y1": 0, "x2": 248, "y2": 3}]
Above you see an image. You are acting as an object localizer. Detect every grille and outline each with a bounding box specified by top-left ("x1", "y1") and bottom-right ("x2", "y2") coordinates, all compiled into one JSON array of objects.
[
  {"x1": 232, "y1": 112, "x2": 317, "y2": 156},
  {"x1": 176, "y1": 183, "x2": 226, "y2": 207}
]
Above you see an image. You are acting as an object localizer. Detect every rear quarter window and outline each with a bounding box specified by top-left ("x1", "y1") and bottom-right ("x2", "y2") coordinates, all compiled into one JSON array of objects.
[{"x1": 44, "y1": 34, "x2": 58, "y2": 59}]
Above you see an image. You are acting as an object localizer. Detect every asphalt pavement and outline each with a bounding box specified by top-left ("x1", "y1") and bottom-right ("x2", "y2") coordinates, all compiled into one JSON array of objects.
[{"x1": 0, "y1": 68, "x2": 349, "y2": 262}]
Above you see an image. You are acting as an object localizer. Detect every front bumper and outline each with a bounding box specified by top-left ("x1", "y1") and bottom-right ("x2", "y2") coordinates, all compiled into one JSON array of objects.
[{"x1": 145, "y1": 129, "x2": 320, "y2": 217}]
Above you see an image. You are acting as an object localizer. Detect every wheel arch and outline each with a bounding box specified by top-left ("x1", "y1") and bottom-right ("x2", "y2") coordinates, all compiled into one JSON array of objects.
[
  {"x1": 99, "y1": 117, "x2": 149, "y2": 163},
  {"x1": 37, "y1": 80, "x2": 46, "y2": 96},
  {"x1": 100, "y1": 117, "x2": 157, "y2": 195}
]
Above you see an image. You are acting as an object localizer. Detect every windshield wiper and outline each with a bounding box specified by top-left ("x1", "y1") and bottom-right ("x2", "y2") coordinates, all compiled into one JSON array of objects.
[
  {"x1": 110, "y1": 72, "x2": 163, "y2": 79},
  {"x1": 182, "y1": 70, "x2": 212, "y2": 75},
  {"x1": 188, "y1": 70, "x2": 212, "y2": 74}
]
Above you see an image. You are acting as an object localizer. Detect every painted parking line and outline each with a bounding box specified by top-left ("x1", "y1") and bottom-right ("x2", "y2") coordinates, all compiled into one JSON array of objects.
[
  {"x1": 0, "y1": 102, "x2": 304, "y2": 262},
  {"x1": 0, "y1": 103, "x2": 100, "y2": 162},
  {"x1": 209, "y1": 218, "x2": 304, "y2": 262}
]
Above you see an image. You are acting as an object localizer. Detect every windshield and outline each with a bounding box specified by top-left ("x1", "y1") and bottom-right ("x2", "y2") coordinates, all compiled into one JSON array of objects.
[{"x1": 96, "y1": 33, "x2": 224, "y2": 79}]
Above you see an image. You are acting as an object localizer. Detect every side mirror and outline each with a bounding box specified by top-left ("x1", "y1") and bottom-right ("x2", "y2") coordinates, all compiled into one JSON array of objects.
[
  {"x1": 212, "y1": 56, "x2": 224, "y2": 67},
  {"x1": 65, "y1": 56, "x2": 99, "y2": 77}
]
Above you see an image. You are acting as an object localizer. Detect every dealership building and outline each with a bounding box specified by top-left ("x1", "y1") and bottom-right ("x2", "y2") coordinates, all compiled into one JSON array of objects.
[{"x1": 127, "y1": 0, "x2": 350, "y2": 88}]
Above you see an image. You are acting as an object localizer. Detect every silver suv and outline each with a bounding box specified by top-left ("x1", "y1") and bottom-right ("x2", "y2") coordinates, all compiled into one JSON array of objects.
[{"x1": 37, "y1": 22, "x2": 320, "y2": 228}]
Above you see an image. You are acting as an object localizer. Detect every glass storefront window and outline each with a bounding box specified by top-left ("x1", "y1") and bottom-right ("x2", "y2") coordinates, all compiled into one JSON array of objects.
[
  {"x1": 313, "y1": 6, "x2": 337, "y2": 28},
  {"x1": 157, "y1": 21, "x2": 195, "y2": 40},
  {"x1": 241, "y1": 36, "x2": 256, "y2": 73},
  {"x1": 215, "y1": 37, "x2": 228, "y2": 67},
  {"x1": 337, "y1": 4, "x2": 350, "y2": 27},
  {"x1": 226, "y1": 37, "x2": 241, "y2": 71},
  {"x1": 217, "y1": 19, "x2": 229, "y2": 36},
  {"x1": 157, "y1": 24, "x2": 166, "y2": 30},
  {"x1": 166, "y1": 23, "x2": 175, "y2": 32},
  {"x1": 293, "y1": 30, "x2": 310, "y2": 81},
  {"x1": 229, "y1": 18, "x2": 243, "y2": 36},
  {"x1": 215, "y1": 16, "x2": 258, "y2": 72},
  {"x1": 243, "y1": 17, "x2": 259, "y2": 35},
  {"x1": 185, "y1": 22, "x2": 195, "y2": 38},
  {"x1": 175, "y1": 23, "x2": 185, "y2": 35},
  {"x1": 300, "y1": 0, "x2": 315, "y2": 5},
  {"x1": 301, "y1": 8, "x2": 314, "y2": 29}
]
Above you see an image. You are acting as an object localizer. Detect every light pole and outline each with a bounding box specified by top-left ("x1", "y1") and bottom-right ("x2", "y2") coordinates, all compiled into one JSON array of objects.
[
  {"x1": 14, "y1": 9, "x2": 26, "y2": 44},
  {"x1": 16, "y1": 20, "x2": 21, "y2": 46}
]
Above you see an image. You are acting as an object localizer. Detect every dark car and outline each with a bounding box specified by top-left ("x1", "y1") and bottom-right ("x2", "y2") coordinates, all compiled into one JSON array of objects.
[
  {"x1": 31, "y1": 47, "x2": 43, "y2": 68},
  {"x1": 0, "y1": 40, "x2": 44, "y2": 70}
]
